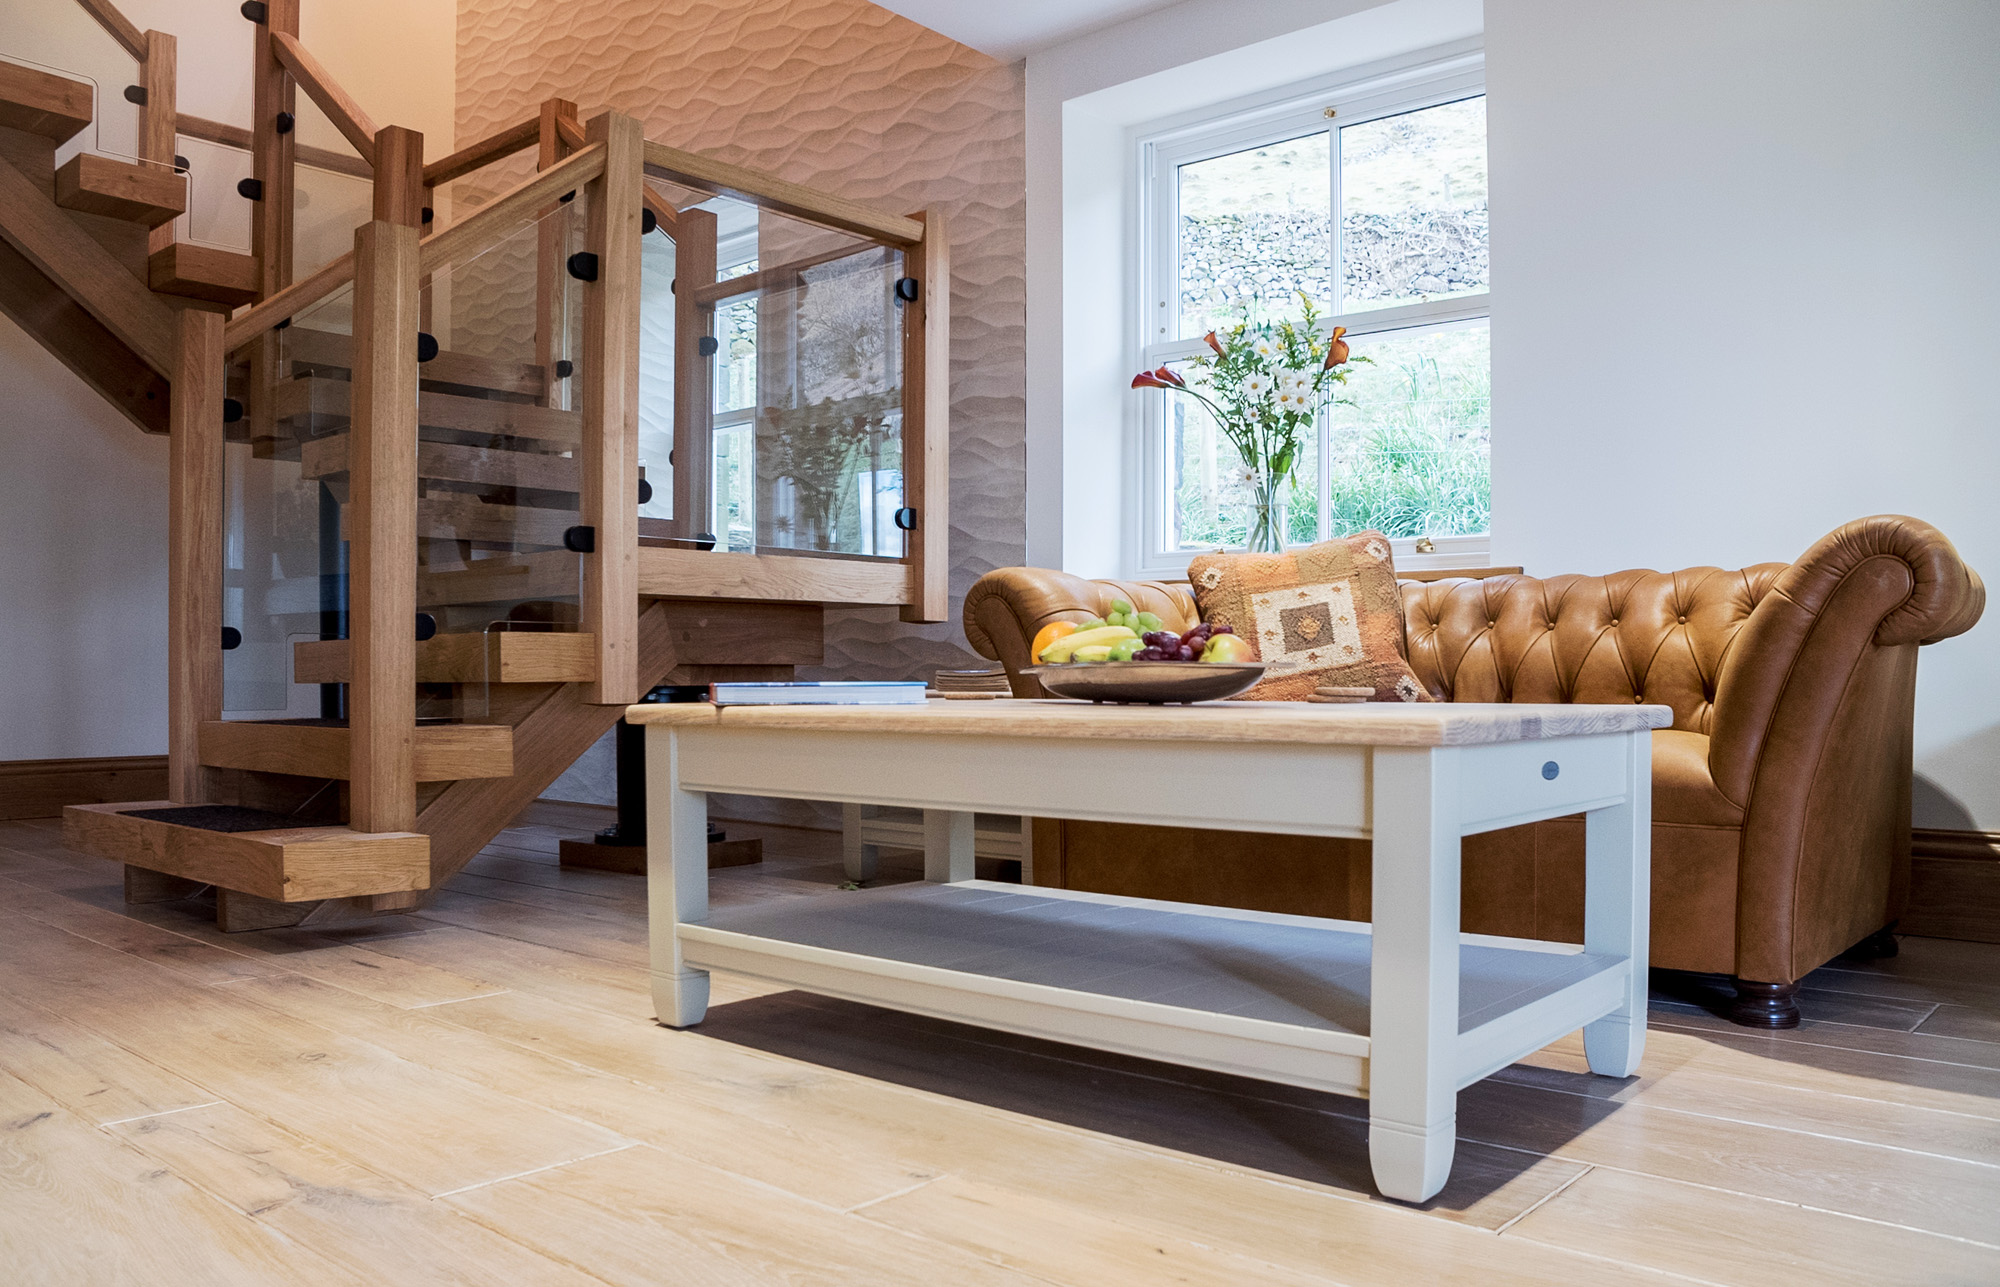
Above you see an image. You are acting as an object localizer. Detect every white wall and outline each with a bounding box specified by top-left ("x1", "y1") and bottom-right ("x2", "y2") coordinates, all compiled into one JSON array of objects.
[
  {"x1": 0, "y1": 0, "x2": 455, "y2": 762},
  {"x1": 1023, "y1": 0, "x2": 1483, "y2": 573},
  {"x1": 0, "y1": 321, "x2": 171, "y2": 759},
  {"x1": 1485, "y1": 0, "x2": 2000, "y2": 828}
]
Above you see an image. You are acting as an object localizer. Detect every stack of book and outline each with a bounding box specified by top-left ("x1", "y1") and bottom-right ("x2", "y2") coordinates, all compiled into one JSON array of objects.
[
  {"x1": 929, "y1": 666, "x2": 1013, "y2": 700},
  {"x1": 708, "y1": 681, "x2": 928, "y2": 706}
]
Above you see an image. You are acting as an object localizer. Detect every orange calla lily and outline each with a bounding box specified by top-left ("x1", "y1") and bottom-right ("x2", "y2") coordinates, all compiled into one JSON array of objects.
[
  {"x1": 1203, "y1": 330, "x2": 1224, "y2": 356},
  {"x1": 1322, "y1": 325, "x2": 1350, "y2": 369}
]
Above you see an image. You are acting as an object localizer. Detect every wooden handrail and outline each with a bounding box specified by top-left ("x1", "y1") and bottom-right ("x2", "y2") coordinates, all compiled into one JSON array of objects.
[
  {"x1": 73, "y1": 0, "x2": 146, "y2": 61},
  {"x1": 270, "y1": 32, "x2": 377, "y2": 168},
  {"x1": 224, "y1": 141, "x2": 607, "y2": 352},
  {"x1": 691, "y1": 241, "x2": 877, "y2": 308},
  {"x1": 642, "y1": 138, "x2": 922, "y2": 248},
  {"x1": 424, "y1": 116, "x2": 537, "y2": 188},
  {"x1": 177, "y1": 113, "x2": 373, "y2": 181},
  {"x1": 419, "y1": 142, "x2": 603, "y2": 275}
]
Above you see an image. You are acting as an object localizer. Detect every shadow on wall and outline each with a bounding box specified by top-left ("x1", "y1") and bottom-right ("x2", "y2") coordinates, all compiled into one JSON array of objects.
[
  {"x1": 1915, "y1": 721, "x2": 2000, "y2": 833},
  {"x1": 1915, "y1": 775, "x2": 1981, "y2": 833}
]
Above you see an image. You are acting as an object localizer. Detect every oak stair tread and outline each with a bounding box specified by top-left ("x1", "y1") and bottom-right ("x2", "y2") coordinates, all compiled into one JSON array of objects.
[
  {"x1": 0, "y1": 62, "x2": 93, "y2": 144},
  {"x1": 54, "y1": 153, "x2": 186, "y2": 228},
  {"x1": 280, "y1": 326, "x2": 549, "y2": 400},
  {"x1": 63, "y1": 801, "x2": 429, "y2": 903},
  {"x1": 275, "y1": 374, "x2": 580, "y2": 445},
  {"x1": 292, "y1": 631, "x2": 598, "y2": 685},
  {"x1": 197, "y1": 719, "x2": 516, "y2": 781},
  {"x1": 301, "y1": 432, "x2": 580, "y2": 492},
  {"x1": 149, "y1": 242, "x2": 260, "y2": 306}
]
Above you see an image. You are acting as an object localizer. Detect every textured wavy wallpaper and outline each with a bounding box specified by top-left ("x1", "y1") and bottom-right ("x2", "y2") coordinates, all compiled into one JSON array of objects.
[{"x1": 456, "y1": 0, "x2": 1028, "y2": 683}]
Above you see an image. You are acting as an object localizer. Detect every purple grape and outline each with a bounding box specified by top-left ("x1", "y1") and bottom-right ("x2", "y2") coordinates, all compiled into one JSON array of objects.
[
  {"x1": 1210, "y1": 624, "x2": 1233, "y2": 636},
  {"x1": 1178, "y1": 645, "x2": 1196, "y2": 661}
]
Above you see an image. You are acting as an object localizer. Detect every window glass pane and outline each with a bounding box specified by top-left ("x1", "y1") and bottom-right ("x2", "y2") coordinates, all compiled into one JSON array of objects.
[
  {"x1": 1177, "y1": 132, "x2": 1329, "y2": 339},
  {"x1": 1339, "y1": 97, "x2": 1487, "y2": 312},
  {"x1": 1326, "y1": 322, "x2": 1489, "y2": 537},
  {"x1": 1165, "y1": 360, "x2": 1320, "y2": 551}
]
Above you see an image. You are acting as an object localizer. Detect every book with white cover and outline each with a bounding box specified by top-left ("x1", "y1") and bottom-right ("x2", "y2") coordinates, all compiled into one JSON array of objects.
[{"x1": 708, "y1": 681, "x2": 930, "y2": 707}]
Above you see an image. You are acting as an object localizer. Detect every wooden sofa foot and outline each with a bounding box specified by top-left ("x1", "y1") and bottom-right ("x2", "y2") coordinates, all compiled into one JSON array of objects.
[
  {"x1": 1729, "y1": 979, "x2": 1801, "y2": 1029},
  {"x1": 1838, "y1": 923, "x2": 1900, "y2": 961}
]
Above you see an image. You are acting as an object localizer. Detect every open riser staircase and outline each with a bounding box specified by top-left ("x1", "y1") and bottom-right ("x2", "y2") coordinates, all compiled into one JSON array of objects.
[{"x1": 0, "y1": 2, "x2": 949, "y2": 931}]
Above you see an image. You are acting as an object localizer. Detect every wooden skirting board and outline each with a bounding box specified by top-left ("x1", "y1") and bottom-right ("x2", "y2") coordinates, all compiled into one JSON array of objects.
[
  {"x1": 1905, "y1": 828, "x2": 2000, "y2": 944},
  {"x1": 0, "y1": 755, "x2": 169, "y2": 821}
]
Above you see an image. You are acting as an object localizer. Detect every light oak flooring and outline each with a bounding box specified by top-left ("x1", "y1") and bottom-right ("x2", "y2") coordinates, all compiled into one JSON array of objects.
[{"x1": 1, "y1": 805, "x2": 1997, "y2": 1285}]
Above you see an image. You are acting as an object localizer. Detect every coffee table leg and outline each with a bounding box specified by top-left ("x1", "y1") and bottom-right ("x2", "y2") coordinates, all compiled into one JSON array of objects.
[
  {"x1": 1583, "y1": 728, "x2": 1651, "y2": 1077},
  {"x1": 1368, "y1": 746, "x2": 1461, "y2": 1203},
  {"x1": 646, "y1": 726, "x2": 710, "y2": 1028},
  {"x1": 842, "y1": 803, "x2": 879, "y2": 882},
  {"x1": 924, "y1": 810, "x2": 975, "y2": 883}
]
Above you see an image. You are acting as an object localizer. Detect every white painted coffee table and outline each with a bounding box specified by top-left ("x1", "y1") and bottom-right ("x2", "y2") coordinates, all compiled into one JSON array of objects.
[{"x1": 630, "y1": 698, "x2": 1667, "y2": 1202}]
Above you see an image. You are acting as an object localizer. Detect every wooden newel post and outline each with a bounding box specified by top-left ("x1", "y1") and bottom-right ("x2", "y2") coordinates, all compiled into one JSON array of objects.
[
  {"x1": 167, "y1": 307, "x2": 225, "y2": 804},
  {"x1": 580, "y1": 111, "x2": 644, "y2": 705},
  {"x1": 899, "y1": 207, "x2": 950, "y2": 625},
  {"x1": 348, "y1": 127, "x2": 424, "y2": 834}
]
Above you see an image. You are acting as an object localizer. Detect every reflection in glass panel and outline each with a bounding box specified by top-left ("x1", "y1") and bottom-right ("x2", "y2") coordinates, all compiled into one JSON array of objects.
[
  {"x1": 734, "y1": 242, "x2": 905, "y2": 557},
  {"x1": 1340, "y1": 97, "x2": 1488, "y2": 312},
  {"x1": 637, "y1": 231, "x2": 676, "y2": 522},
  {"x1": 1324, "y1": 321, "x2": 1489, "y2": 537},
  {"x1": 1177, "y1": 132, "x2": 1330, "y2": 339}
]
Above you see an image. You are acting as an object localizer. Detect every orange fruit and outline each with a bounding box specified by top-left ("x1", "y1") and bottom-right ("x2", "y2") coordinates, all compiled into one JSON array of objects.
[{"x1": 1030, "y1": 620, "x2": 1079, "y2": 661}]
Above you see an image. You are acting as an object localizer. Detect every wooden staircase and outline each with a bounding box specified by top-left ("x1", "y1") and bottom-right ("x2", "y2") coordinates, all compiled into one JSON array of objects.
[{"x1": 5, "y1": 6, "x2": 942, "y2": 932}]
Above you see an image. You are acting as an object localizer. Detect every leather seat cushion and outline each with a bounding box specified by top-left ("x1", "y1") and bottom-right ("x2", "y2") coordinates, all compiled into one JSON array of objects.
[{"x1": 1652, "y1": 728, "x2": 1743, "y2": 827}]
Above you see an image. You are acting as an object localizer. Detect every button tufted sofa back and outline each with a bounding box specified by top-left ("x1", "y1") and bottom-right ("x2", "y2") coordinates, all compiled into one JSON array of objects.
[{"x1": 1402, "y1": 567, "x2": 1786, "y2": 735}]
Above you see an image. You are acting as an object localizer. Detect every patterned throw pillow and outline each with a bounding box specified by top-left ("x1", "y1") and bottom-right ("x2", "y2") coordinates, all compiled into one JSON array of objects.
[{"x1": 1188, "y1": 532, "x2": 1430, "y2": 703}]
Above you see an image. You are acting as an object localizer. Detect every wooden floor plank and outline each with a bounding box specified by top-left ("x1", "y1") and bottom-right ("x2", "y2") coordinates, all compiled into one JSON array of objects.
[
  {"x1": 858, "y1": 1171, "x2": 1367, "y2": 1287},
  {"x1": 1497, "y1": 1032, "x2": 2000, "y2": 1163},
  {"x1": 0, "y1": 1068, "x2": 351, "y2": 1286},
  {"x1": 0, "y1": 987, "x2": 218, "y2": 1126},
  {"x1": 0, "y1": 915, "x2": 633, "y2": 1198},
  {"x1": 3, "y1": 812, "x2": 1998, "y2": 1286},
  {"x1": 445, "y1": 1142, "x2": 1092, "y2": 1287},
  {"x1": 1450, "y1": 1075, "x2": 2000, "y2": 1245},
  {"x1": 109, "y1": 1102, "x2": 608, "y2": 1285},
  {"x1": 0, "y1": 881, "x2": 288, "y2": 985},
  {"x1": 1503, "y1": 1162, "x2": 2000, "y2": 1287}
]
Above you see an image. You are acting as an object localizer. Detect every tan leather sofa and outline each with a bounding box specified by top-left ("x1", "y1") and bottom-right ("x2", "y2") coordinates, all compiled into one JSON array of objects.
[{"x1": 964, "y1": 516, "x2": 1983, "y2": 1027}]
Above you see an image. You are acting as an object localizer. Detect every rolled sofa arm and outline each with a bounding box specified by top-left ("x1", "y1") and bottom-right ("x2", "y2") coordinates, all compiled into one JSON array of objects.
[
  {"x1": 964, "y1": 569, "x2": 1198, "y2": 697},
  {"x1": 1711, "y1": 514, "x2": 1983, "y2": 804},
  {"x1": 1707, "y1": 515, "x2": 1983, "y2": 981}
]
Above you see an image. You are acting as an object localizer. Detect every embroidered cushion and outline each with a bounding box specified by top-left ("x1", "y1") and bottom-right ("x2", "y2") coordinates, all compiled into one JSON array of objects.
[{"x1": 1188, "y1": 532, "x2": 1430, "y2": 703}]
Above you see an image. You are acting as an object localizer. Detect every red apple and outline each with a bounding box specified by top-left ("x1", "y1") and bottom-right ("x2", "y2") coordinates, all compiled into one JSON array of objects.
[{"x1": 1200, "y1": 634, "x2": 1257, "y2": 663}]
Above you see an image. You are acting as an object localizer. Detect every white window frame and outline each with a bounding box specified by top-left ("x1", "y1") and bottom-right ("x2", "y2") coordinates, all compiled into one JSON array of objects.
[{"x1": 1132, "y1": 42, "x2": 1490, "y2": 579}]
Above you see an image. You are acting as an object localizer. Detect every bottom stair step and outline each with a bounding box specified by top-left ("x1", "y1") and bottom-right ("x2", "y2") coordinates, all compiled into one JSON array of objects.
[{"x1": 64, "y1": 801, "x2": 429, "y2": 903}]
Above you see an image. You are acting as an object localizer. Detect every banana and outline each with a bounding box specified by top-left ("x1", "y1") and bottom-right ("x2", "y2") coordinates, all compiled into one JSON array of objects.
[{"x1": 1038, "y1": 626, "x2": 1137, "y2": 663}]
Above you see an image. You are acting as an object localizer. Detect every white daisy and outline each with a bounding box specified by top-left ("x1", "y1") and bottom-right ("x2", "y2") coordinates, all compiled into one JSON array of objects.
[
  {"x1": 1279, "y1": 369, "x2": 1314, "y2": 396},
  {"x1": 1234, "y1": 464, "x2": 1258, "y2": 485},
  {"x1": 1242, "y1": 372, "x2": 1271, "y2": 398},
  {"x1": 1251, "y1": 333, "x2": 1278, "y2": 359}
]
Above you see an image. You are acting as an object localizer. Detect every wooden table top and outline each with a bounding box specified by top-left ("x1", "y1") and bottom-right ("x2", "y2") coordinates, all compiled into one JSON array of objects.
[{"x1": 624, "y1": 698, "x2": 1673, "y2": 748}]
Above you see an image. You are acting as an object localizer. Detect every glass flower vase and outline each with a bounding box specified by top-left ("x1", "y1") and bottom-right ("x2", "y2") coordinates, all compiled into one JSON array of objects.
[{"x1": 1244, "y1": 471, "x2": 1288, "y2": 555}]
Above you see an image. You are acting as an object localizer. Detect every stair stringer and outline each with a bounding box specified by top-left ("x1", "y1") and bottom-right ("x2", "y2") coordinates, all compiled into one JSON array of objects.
[
  {"x1": 410, "y1": 600, "x2": 680, "y2": 896},
  {"x1": 0, "y1": 151, "x2": 176, "y2": 376},
  {"x1": 0, "y1": 236, "x2": 169, "y2": 433}
]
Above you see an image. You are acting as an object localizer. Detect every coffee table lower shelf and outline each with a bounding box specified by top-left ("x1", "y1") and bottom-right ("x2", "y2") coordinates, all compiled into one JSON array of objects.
[{"x1": 679, "y1": 881, "x2": 1630, "y2": 1098}]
